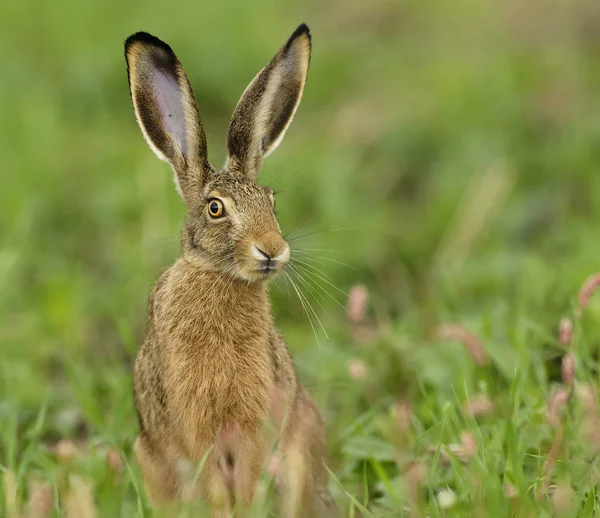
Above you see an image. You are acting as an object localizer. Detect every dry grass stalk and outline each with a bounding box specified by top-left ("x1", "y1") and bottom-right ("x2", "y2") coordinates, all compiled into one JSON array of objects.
[
  {"x1": 65, "y1": 477, "x2": 96, "y2": 518},
  {"x1": 405, "y1": 462, "x2": 426, "y2": 518},
  {"x1": 436, "y1": 160, "x2": 514, "y2": 269},
  {"x1": 438, "y1": 324, "x2": 488, "y2": 366},
  {"x1": 551, "y1": 482, "x2": 573, "y2": 514},
  {"x1": 24, "y1": 480, "x2": 53, "y2": 518},
  {"x1": 3, "y1": 469, "x2": 19, "y2": 518},
  {"x1": 393, "y1": 400, "x2": 412, "y2": 435}
]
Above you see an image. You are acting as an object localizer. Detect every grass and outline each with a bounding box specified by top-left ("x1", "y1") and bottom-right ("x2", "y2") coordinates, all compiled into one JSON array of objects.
[{"x1": 2, "y1": 0, "x2": 600, "y2": 515}]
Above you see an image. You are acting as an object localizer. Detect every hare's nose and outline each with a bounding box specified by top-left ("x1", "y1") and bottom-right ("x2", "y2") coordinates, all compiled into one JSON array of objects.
[
  {"x1": 252, "y1": 245, "x2": 271, "y2": 261},
  {"x1": 273, "y1": 243, "x2": 291, "y2": 263},
  {"x1": 252, "y1": 241, "x2": 290, "y2": 263}
]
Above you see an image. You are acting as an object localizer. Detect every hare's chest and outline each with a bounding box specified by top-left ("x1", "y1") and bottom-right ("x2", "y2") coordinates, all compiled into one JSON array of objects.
[{"x1": 167, "y1": 340, "x2": 275, "y2": 437}]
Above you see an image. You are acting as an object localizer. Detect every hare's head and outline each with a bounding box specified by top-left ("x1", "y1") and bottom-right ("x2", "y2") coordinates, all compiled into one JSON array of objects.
[{"x1": 125, "y1": 25, "x2": 311, "y2": 282}]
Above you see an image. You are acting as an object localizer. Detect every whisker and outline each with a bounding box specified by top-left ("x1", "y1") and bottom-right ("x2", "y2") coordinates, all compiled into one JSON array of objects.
[
  {"x1": 291, "y1": 251, "x2": 356, "y2": 270},
  {"x1": 288, "y1": 264, "x2": 331, "y2": 318},
  {"x1": 292, "y1": 259, "x2": 348, "y2": 296},
  {"x1": 283, "y1": 221, "x2": 314, "y2": 241},
  {"x1": 286, "y1": 227, "x2": 356, "y2": 243},
  {"x1": 264, "y1": 167, "x2": 300, "y2": 190},
  {"x1": 272, "y1": 273, "x2": 291, "y2": 300},
  {"x1": 293, "y1": 279, "x2": 329, "y2": 341},
  {"x1": 286, "y1": 232, "x2": 324, "y2": 243},
  {"x1": 284, "y1": 271, "x2": 319, "y2": 345},
  {"x1": 284, "y1": 271, "x2": 325, "y2": 346},
  {"x1": 292, "y1": 248, "x2": 346, "y2": 255},
  {"x1": 290, "y1": 272, "x2": 329, "y2": 339},
  {"x1": 291, "y1": 262, "x2": 350, "y2": 315}
]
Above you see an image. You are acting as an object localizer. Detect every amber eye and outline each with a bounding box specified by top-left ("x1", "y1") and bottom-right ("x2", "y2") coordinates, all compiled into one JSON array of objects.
[{"x1": 208, "y1": 199, "x2": 224, "y2": 218}]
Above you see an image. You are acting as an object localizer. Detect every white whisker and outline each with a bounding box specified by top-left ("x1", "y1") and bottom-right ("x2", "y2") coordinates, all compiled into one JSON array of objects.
[
  {"x1": 284, "y1": 271, "x2": 323, "y2": 347},
  {"x1": 288, "y1": 264, "x2": 331, "y2": 320},
  {"x1": 291, "y1": 250, "x2": 355, "y2": 270},
  {"x1": 291, "y1": 262, "x2": 350, "y2": 315}
]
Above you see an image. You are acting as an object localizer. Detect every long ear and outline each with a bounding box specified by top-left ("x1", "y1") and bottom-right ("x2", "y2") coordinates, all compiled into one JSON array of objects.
[
  {"x1": 125, "y1": 32, "x2": 212, "y2": 204},
  {"x1": 226, "y1": 24, "x2": 311, "y2": 179}
]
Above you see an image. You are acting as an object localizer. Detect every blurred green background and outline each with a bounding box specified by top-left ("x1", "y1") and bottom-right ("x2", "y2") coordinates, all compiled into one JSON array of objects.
[{"x1": 3, "y1": 0, "x2": 600, "y2": 515}]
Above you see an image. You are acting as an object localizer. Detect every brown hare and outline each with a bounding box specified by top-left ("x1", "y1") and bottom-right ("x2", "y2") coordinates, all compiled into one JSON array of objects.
[{"x1": 124, "y1": 24, "x2": 336, "y2": 517}]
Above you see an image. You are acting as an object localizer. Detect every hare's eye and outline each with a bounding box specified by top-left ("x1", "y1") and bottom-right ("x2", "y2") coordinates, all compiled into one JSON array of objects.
[{"x1": 208, "y1": 199, "x2": 224, "y2": 218}]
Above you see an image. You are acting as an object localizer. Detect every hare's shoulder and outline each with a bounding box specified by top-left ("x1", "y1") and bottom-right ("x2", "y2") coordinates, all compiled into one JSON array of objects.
[
  {"x1": 146, "y1": 266, "x2": 173, "y2": 319},
  {"x1": 268, "y1": 327, "x2": 304, "y2": 416},
  {"x1": 147, "y1": 260, "x2": 209, "y2": 327}
]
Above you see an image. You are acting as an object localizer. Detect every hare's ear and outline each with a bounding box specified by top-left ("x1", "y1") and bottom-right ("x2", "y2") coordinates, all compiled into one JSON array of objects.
[
  {"x1": 125, "y1": 32, "x2": 212, "y2": 204},
  {"x1": 226, "y1": 24, "x2": 311, "y2": 179}
]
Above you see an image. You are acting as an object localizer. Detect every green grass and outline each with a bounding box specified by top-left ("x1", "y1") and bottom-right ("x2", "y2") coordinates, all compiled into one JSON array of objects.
[{"x1": 3, "y1": 0, "x2": 600, "y2": 515}]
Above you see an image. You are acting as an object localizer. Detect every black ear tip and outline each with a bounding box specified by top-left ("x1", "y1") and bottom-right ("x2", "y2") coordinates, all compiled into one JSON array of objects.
[
  {"x1": 295, "y1": 23, "x2": 310, "y2": 36},
  {"x1": 286, "y1": 23, "x2": 311, "y2": 49},
  {"x1": 124, "y1": 31, "x2": 174, "y2": 56}
]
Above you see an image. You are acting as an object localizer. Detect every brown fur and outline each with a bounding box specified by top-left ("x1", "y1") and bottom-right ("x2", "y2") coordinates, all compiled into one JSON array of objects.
[{"x1": 124, "y1": 24, "x2": 336, "y2": 517}]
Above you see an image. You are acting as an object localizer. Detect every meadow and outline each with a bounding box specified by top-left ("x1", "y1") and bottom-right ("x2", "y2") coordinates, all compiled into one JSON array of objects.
[{"x1": 2, "y1": 0, "x2": 600, "y2": 515}]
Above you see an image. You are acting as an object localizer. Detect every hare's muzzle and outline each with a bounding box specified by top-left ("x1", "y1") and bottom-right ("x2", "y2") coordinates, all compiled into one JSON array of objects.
[{"x1": 251, "y1": 235, "x2": 290, "y2": 276}]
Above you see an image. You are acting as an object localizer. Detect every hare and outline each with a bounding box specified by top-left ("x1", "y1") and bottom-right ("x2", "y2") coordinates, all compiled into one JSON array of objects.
[{"x1": 124, "y1": 24, "x2": 336, "y2": 517}]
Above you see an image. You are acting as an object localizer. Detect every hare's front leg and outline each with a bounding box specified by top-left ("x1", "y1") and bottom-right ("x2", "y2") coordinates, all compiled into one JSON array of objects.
[
  {"x1": 276, "y1": 397, "x2": 336, "y2": 518},
  {"x1": 278, "y1": 443, "x2": 336, "y2": 518},
  {"x1": 277, "y1": 439, "x2": 309, "y2": 518},
  {"x1": 204, "y1": 428, "x2": 272, "y2": 515},
  {"x1": 134, "y1": 436, "x2": 180, "y2": 507},
  {"x1": 231, "y1": 435, "x2": 272, "y2": 512}
]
